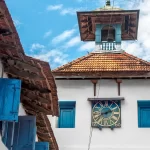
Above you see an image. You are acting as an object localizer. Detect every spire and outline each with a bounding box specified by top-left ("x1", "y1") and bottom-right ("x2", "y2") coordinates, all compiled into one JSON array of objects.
[{"x1": 106, "y1": 0, "x2": 111, "y2": 6}]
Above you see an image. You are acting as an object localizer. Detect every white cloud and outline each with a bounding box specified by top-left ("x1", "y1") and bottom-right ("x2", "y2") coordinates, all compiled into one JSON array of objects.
[
  {"x1": 79, "y1": 42, "x2": 95, "y2": 51},
  {"x1": 44, "y1": 30, "x2": 52, "y2": 38},
  {"x1": 60, "y1": 7, "x2": 83, "y2": 15},
  {"x1": 32, "y1": 49, "x2": 68, "y2": 68},
  {"x1": 47, "y1": 4, "x2": 63, "y2": 11},
  {"x1": 30, "y1": 43, "x2": 45, "y2": 51},
  {"x1": 46, "y1": 4, "x2": 85, "y2": 16},
  {"x1": 122, "y1": 0, "x2": 150, "y2": 61},
  {"x1": 13, "y1": 19, "x2": 22, "y2": 28},
  {"x1": 52, "y1": 29, "x2": 76, "y2": 44},
  {"x1": 64, "y1": 36, "x2": 81, "y2": 48},
  {"x1": 122, "y1": 42, "x2": 143, "y2": 57}
]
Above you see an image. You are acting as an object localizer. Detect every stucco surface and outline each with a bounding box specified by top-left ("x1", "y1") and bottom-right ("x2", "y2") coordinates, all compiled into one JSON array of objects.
[{"x1": 51, "y1": 79, "x2": 150, "y2": 150}]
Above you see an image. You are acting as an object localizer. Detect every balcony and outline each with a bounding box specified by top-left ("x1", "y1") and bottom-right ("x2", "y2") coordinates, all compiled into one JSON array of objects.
[{"x1": 95, "y1": 42, "x2": 121, "y2": 51}]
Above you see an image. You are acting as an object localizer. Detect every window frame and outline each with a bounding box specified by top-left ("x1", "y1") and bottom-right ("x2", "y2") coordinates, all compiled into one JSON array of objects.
[
  {"x1": 138, "y1": 100, "x2": 150, "y2": 128},
  {"x1": 58, "y1": 101, "x2": 76, "y2": 128}
]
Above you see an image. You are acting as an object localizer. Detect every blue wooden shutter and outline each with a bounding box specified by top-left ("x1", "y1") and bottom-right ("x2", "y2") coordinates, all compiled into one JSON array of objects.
[
  {"x1": 95, "y1": 24, "x2": 101, "y2": 43},
  {"x1": 0, "y1": 79, "x2": 21, "y2": 121},
  {"x1": 35, "y1": 142, "x2": 49, "y2": 150},
  {"x1": 115, "y1": 24, "x2": 121, "y2": 43},
  {"x1": 140, "y1": 108, "x2": 150, "y2": 127},
  {"x1": 138, "y1": 101, "x2": 150, "y2": 127},
  {"x1": 59, "y1": 101, "x2": 76, "y2": 128},
  {"x1": 2, "y1": 116, "x2": 36, "y2": 150},
  {"x1": 59, "y1": 108, "x2": 74, "y2": 128}
]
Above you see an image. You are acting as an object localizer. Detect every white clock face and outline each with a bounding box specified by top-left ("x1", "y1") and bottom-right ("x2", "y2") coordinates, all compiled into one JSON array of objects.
[{"x1": 92, "y1": 100, "x2": 121, "y2": 127}]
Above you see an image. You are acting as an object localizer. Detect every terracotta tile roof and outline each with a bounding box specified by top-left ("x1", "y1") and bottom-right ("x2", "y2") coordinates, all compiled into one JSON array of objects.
[
  {"x1": 0, "y1": 0, "x2": 59, "y2": 116},
  {"x1": 26, "y1": 56, "x2": 59, "y2": 116},
  {"x1": 0, "y1": 0, "x2": 24, "y2": 56},
  {"x1": 53, "y1": 52, "x2": 150, "y2": 78}
]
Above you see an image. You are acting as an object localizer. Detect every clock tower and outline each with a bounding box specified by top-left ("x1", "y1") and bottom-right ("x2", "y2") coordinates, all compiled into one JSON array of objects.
[
  {"x1": 52, "y1": 0, "x2": 150, "y2": 149},
  {"x1": 76, "y1": 0, "x2": 139, "y2": 129},
  {"x1": 77, "y1": 0, "x2": 139, "y2": 52}
]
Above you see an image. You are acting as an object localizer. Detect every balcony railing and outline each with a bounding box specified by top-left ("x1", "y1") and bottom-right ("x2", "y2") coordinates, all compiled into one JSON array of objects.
[{"x1": 96, "y1": 42, "x2": 121, "y2": 51}]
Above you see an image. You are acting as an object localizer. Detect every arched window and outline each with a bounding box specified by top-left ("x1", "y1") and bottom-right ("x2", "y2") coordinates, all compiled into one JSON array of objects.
[{"x1": 101, "y1": 25, "x2": 115, "y2": 42}]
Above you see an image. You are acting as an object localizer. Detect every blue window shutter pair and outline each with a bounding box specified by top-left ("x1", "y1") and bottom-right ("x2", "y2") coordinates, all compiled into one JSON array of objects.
[
  {"x1": 35, "y1": 142, "x2": 49, "y2": 150},
  {"x1": 2, "y1": 116, "x2": 36, "y2": 150},
  {"x1": 138, "y1": 101, "x2": 150, "y2": 128},
  {"x1": 58, "y1": 101, "x2": 76, "y2": 128},
  {"x1": 0, "y1": 79, "x2": 21, "y2": 122},
  {"x1": 0, "y1": 79, "x2": 49, "y2": 149}
]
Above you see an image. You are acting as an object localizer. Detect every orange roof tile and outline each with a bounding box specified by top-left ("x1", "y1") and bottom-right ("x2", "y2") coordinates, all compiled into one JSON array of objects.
[{"x1": 52, "y1": 52, "x2": 150, "y2": 78}]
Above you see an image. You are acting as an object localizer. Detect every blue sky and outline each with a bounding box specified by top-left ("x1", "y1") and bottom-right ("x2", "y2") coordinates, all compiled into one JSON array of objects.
[{"x1": 5, "y1": 0, "x2": 150, "y2": 69}]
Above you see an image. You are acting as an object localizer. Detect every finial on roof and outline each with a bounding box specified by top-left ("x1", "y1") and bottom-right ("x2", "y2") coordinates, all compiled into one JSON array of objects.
[{"x1": 106, "y1": 0, "x2": 111, "y2": 6}]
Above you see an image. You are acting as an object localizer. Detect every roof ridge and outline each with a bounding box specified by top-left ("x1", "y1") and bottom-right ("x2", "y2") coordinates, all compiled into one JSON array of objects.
[
  {"x1": 123, "y1": 52, "x2": 150, "y2": 66},
  {"x1": 52, "y1": 52, "x2": 94, "y2": 72}
]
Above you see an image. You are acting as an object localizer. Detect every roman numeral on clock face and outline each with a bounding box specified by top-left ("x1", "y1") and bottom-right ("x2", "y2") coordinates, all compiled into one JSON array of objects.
[
  {"x1": 93, "y1": 115, "x2": 100, "y2": 121},
  {"x1": 103, "y1": 120, "x2": 108, "y2": 126},
  {"x1": 97, "y1": 117, "x2": 103, "y2": 124},
  {"x1": 111, "y1": 115, "x2": 118, "y2": 121},
  {"x1": 99, "y1": 101, "x2": 104, "y2": 108},
  {"x1": 114, "y1": 112, "x2": 120, "y2": 115},
  {"x1": 93, "y1": 111, "x2": 100, "y2": 115},
  {"x1": 104, "y1": 101, "x2": 108, "y2": 107}
]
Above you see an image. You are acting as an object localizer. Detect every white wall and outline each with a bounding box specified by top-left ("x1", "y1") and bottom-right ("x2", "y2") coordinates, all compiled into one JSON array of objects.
[
  {"x1": 50, "y1": 79, "x2": 150, "y2": 150},
  {"x1": 0, "y1": 60, "x2": 8, "y2": 78}
]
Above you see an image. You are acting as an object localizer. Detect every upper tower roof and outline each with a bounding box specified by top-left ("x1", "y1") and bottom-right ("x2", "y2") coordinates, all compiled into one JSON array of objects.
[
  {"x1": 95, "y1": 0, "x2": 122, "y2": 11},
  {"x1": 77, "y1": 0, "x2": 139, "y2": 41}
]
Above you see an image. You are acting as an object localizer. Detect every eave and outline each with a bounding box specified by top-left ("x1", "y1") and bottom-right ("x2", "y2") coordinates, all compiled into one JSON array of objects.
[
  {"x1": 54, "y1": 71, "x2": 150, "y2": 80},
  {"x1": 54, "y1": 76, "x2": 150, "y2": 80}
]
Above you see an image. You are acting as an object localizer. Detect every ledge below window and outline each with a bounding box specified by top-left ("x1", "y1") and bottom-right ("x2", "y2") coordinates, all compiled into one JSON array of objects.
[{"x1": 88, "y1": 97, "x2": 124, "y2": 101}]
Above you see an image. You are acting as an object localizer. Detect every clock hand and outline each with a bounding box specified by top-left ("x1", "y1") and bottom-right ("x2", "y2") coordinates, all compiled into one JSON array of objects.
[{"x1": 101, "y1": 110, "x2": 112, "y2": 115}]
